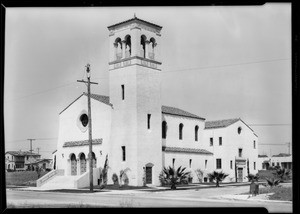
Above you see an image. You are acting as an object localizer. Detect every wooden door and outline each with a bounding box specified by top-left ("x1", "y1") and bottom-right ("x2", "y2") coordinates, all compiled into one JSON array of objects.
[
  {"x1": 80, "y1": 154, "x2": 86, "y2": 174},
  {"x1": 71, "y1": 154, "x2": 77, "y2": 176},
  {"x1": 237, "y1": 168, "x2": 243, "y2": 182},
  {"x1": 146, "y1": 167, "x2": 152, "y2": 184}
]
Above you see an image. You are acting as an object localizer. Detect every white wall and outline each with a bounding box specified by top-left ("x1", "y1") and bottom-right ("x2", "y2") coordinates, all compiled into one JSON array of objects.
[{"x1": 203, "y1": 120, "x2": 259, "y2": 182}]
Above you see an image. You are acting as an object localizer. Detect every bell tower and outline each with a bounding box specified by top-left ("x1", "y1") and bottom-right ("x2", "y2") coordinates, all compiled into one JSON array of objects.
[{"x1": 107, "y1": 17, "x2": 163, "y2": 186}]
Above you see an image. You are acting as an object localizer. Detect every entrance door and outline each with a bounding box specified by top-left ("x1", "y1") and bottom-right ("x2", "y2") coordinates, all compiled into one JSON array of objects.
[
  {"x1": 146, "y1": 167, "x2": 152, "y2": 184},
  {"x1": 70, "y1": 154, "x2": 77, "y2": 176},
  {"x1": 80, "y1": 153, "x2": 86, "y2": 174},
  {"x1": 237, "y1": 168, "x2": 243, "y2": 182}
]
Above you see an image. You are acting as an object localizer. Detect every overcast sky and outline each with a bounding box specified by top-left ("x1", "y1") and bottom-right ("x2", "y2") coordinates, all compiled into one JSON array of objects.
[{"x1": 4, "y1": 4, "x2": 291, "y2": 159}]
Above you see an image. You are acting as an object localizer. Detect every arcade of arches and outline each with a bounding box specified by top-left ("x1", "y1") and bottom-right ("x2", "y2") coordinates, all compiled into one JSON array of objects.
[{"x1": 69, "y1": 152, "x2": 96, "y2": 176}]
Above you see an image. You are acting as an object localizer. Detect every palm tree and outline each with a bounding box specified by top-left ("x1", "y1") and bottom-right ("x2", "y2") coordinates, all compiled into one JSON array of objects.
[
  {"x1": 273, "y1": 168, "x2": 291, "y2": 181},
  {"x1": 207, "y1": 171, "x2": 229, "y2": 187},
  {"x1": 119, "y1": 167, "x2": 130, "y2": 187},
  {"x1": 247, "y1": 173, "x2": 259, "y2": 183},
  {"x1": 99, "y1": 154, "x2": 109, "y2": 189},
  {"x1": 265, "y1": 177, "x2": 281, "y2": 187},
  {"x1": 162, "y1": 166, "x2": 190, "y2": 190}
]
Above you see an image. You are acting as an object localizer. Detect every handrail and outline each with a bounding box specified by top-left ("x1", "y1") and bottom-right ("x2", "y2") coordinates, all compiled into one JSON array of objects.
[{"x1": 36, "y1": 169, "x2": 64, "y2": 187}]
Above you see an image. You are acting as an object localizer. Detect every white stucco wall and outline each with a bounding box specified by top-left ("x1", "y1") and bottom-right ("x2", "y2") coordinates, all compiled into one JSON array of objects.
[
  {"x1": 203, "y1": 120, "x2": 259, "y2": 182},
  {"x1": 56, "y1": 95, "x2": 112, "y2": 176}
]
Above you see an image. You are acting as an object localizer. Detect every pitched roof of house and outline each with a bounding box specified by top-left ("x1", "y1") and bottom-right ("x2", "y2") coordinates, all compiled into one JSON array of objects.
[
  {"x1": 161, "y1": 105, "x2": 205, "y2": 120},
  {"x1": 63, "y1": 139, "x2": 103, "y2": 148},
  {"x1": 272, "y1": 153, "x2": 291, "y2": 157},
  {"x1": 162, "y1": 146, "x2": 213, "y2": 155},
  {"x1": 205, "y1": 118, "x2": 240, "y2": 129},
  {"x1": 5, "y1": 151, "x2": 41, "y2": 157},
  {"x1": 25, "y1": 158, "x2": 52, "y2": 165},
  {"x1": 107, "y1": 16, "x2": 162, "y2": 30}
]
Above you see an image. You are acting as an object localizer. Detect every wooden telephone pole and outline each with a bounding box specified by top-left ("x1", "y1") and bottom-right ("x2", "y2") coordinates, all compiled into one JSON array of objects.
[
  {"x1": 27, "y1": 139, "x2": 35, "y2": 153},
  {"x1": 77, "y1": 64, "x2": 98, "y2": 192}
]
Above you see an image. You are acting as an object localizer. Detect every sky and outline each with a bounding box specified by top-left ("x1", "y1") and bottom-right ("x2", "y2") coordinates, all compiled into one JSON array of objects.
[{"x1": 4, "y1": 4, "x2": 291, "y2": 159}]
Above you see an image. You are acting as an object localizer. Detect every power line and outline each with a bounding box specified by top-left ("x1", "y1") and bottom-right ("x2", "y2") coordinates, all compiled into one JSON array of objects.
[
  {"x1": 248, "y1": 124, "x2": 291, "y2": 126},
  {"x1": 4, "y1": 58, "x2": 290, "y2": 103}
]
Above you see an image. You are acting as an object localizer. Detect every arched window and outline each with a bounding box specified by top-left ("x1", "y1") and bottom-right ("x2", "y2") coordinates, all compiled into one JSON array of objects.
[
  {"x1": 79, "y1": 153, "x2": 86, "y2": 174},
  {"x1": 179, "y1": 123, "x2": 184, "y2": 140},
  {"x1": 195, "y1": 125, "x2": 199, "y2": 141},
  {"x1": 140, "y1": 35, "x2": 147, "y2": 58},
  {"x1": 114, "y1": 37, "x2": 122, "y2": 60},
  {"x1": 124, "y1": 35, "x2": 131, "y2": 58},
  {"x1": 162, "y1": 121, "x2": 167, "y2": 139},
  {"x1": 149, "y1": 37, "x2": 156, "y2": 59}
]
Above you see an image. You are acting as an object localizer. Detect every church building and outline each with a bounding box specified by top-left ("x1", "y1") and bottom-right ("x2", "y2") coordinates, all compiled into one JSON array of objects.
[{"x1": 40, "y1": 17, "x2": 259, "y2": 189}]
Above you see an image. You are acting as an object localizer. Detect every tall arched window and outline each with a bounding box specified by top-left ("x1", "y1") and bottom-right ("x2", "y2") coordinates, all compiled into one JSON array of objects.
[
  {"x1": 141, "y1": 35, "x2": 147, "y2": 58},
  {"x1": 195, "y1": 125, "x2": 199, "y2": 141},
  {"x1": 179, "y1": 123, "x2": 184, "y2": 140},
  {"x1": 92, "y1": 152, "x2": 96, "y2": 168},
  {"x1": 162, "y1": 121, "x2": 167, "y2": 139},
  {"x1": 125, "y1": 35, "x2": 131, "y2": 58}
]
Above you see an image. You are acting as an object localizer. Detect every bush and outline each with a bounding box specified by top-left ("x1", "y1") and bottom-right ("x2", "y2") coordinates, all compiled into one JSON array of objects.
[
  {"x1": 195, "y1": 169, "x2": 204, "y2": 183},
  {"x1": 112, "y1": 173, "x2": 119, "y2": 185},
  {"x1": 158, "y1": 171, "x2": 166, "y2": 186}
]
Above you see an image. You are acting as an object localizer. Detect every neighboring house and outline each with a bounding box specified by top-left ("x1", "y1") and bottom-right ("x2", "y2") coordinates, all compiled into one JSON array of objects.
[
  {"x1": 5, "y1": 151, "x2": 41, "y2": 171},
  {"x1": 48, "y1": 16, "x2": 260, "y2": 189},
  {"x1": 25, "y1": 159, "x2": 53, "y2": 171},
  {"x1": 271, "y1": 153, "x2": 292, "y2": 170},
  {"x1": 203, "y1": 118, "x2": 259, "y2": 182},
  {"x1": 257, "y1": 154, "x2": 271, "y2": 170}
]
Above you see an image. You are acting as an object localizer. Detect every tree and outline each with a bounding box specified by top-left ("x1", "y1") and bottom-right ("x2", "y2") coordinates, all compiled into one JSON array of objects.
[
  {"x1": 99, "y1": 154, "x2": 109, "y2": 189},
  {"x1": 207, "y1": 171, "x2": 228, "y2": 187},
  {"x1": 162, "y1": 166, "x2": 190, "y2": 190},
  {"x1": 265, "y1": 177, "x2": 281, "y2": 187},
  {"x1": 273, "y1": 168, "x2": 291, "y2": 181},
  {"x1": 247, "y1": 173, "x2": 259, "y2": 183},
  {"x1": 119, "y1": 168, "x2": 130, "y2": 187}
]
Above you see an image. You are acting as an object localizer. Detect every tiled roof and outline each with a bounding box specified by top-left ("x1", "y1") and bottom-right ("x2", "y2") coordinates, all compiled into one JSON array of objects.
[
  {"x1": 162, "y1": 105, "x2": 205, "y2": 120},
  {"x1": 272, "y1": 153, "x2": 291, "y2": 157},
  {"x1": 258, "y1": 155, "x2": 268, "y2": 158},
  {"x1": 25, "y1": 159, "x2": 52, "y2": 165},
  {"x1": 107, "y1": 16, "x2": 162, "y2": 30},
  {"x1": 63, "y1": 139, "x2": 102, "y2": 148},
  {"x1": 83, "y1": 92, "x2": 113, "y2": 107},
  {"x1": 205, "y1": 118, "x2": 240, "y2": 129},
  {"x1": 162, "y1": 146, "x2": 213, "y2": 155},
  {"x1": 5, "y1": 151, "x2": 41, "y2": 157}
]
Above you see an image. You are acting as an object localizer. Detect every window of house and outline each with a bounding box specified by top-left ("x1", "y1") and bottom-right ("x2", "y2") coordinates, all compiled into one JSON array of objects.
[
  {"x1": 272, "y1": 162, "x2": 275, "y2": 166},
  {"x1": 172, "y1": 158, "x2": 175, "y2": 167},
  {"x1": 254, "y1": 162, "x2": 256, "y2": 170},
  {"x1": 121, "y1": 85, "x2": 125, "y2": 100},
  {"x1": 122, "y1": 146, "x2": 126, "y2": 161},
  {"x1": 238, "y1": 148, "x2": 243, "y2": 157},
  {"x1": 230, "y1": 160, "x2": 233, "y2": 169},
  {"x1": 216, "y1": 159, "x2": 222, "y2": 169},
  {"x1": 162, "y1": 121, "x2": 167, "y2": 139},
  {"x1": 179, "y1": 123, "x2": 184, "y2": 140},
  {"x1": 210, "y1": 137, "x2": 213, "y2": 146},
  {"x1": 253, "y1": 140, "x2": 256, "y2": 149},
  {"x1": 219, "y1": 137, "x2": 222, "y2": 146},
  {"x1": 195, "y1": 126, "x2": 199, "y2": 141},
  {"x1": 147, "y1": 114, "x2": 151, "y2": 130},
  {"x1": 205, "y1": 160, "x2": 207, "y2": 169},
  {"x1": 189, "y1": 159, "x2": 192, "y2": 168}
]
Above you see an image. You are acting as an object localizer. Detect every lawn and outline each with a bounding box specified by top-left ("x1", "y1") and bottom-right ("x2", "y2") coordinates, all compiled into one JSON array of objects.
[
  {"x1": 259, "y1": 186, "x2": 292, "y2": 201},
  {"x1": 6, "y1": 171, "x2": 49, "y2": 186}
]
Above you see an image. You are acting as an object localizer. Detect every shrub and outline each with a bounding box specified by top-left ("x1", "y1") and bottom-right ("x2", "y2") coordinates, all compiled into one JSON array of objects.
[
  {"x1": 162, "y1": 166, "x2": 190, "y2": 190},
  {"x1": 207, "y1": 171, "x2": 229, "y2": 187},
  {"x1": 195, "y1": 169, "x2": 204, "y2": 183},
  {"x1": 112, "y1": 173, "x2": 119, "y2": 185}
]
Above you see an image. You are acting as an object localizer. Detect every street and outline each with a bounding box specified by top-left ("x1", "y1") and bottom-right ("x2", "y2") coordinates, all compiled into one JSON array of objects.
[{"x1": 5, "y1": 185, "x2": 292, "y2": 212}]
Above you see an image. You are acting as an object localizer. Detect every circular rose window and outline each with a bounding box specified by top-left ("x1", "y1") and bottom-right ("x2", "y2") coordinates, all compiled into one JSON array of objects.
[
  {"x1": 237, "y1": 127, "x2": 242, "y2": 134},
  {"x1": 77, "y1": 110, "x2": 89, "y2": 132}
]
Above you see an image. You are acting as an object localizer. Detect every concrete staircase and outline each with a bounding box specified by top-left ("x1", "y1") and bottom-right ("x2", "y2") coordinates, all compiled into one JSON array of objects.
[{"x1": 39, "y1": 175, "x2": 80, "y2": 190}]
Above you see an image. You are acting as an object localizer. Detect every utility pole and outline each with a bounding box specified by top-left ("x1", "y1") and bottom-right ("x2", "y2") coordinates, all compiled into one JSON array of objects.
[
  {"x1": 27, "y1": 139, "x2": 35, "y2": 153},
  {"x1": 77, "y1": 64, "x2": 98, "y2": 192},
  {"x1": 37, "y1": 147, "x2": 40, "y2": 154}
]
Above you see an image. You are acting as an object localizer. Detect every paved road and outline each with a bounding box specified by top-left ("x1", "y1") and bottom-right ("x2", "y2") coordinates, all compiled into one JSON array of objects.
[{"x1": 6, "y1": 185, "x2": 292, "y2": 212}]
